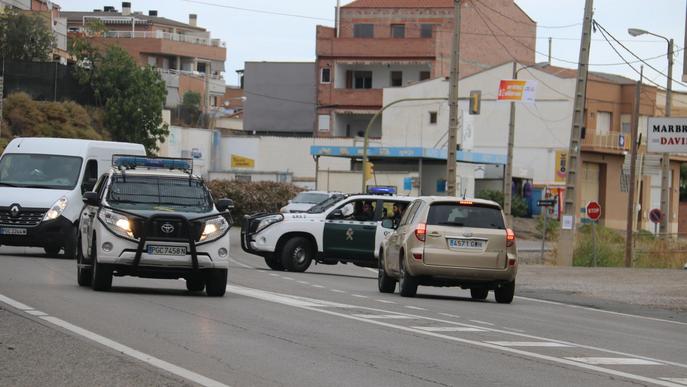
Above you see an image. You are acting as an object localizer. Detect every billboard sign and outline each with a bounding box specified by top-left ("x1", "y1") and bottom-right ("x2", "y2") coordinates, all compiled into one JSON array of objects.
[
  {"x1": 647, "y1": 117, "x2": 687, "y2": 153},
  {"x1": 497, "y1": 79, "x2": 537, "y2": 103}
]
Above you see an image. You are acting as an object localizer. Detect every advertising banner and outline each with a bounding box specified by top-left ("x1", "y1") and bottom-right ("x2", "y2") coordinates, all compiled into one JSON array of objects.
[
  {"x1": 497, "y1": 79, "x2": 537, "y2": 102},
  {"x1": 647, "y1": 117, "x2": 687, "y2": 153}
]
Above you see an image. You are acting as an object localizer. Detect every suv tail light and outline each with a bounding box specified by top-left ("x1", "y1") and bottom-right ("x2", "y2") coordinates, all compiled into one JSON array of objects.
[
  {"x1": 415, "y1": 223, "x2": 427, "y2": 242},
  {"x1": 506, "y1": 228, "x2": 516, "y2": 247}
]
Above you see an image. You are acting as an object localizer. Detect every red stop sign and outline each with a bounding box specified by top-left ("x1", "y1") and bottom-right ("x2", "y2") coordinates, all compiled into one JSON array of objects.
[{"x1": 586, "y1": 201, "x2": 601, "y2": 221}]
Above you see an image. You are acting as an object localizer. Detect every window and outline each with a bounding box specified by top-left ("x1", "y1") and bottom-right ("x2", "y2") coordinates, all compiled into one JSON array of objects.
[
  {"x1": 391, "y1": 24, "x2": 405, "y2": 38},
  {"x1": 427, "y1": 203, "x2": 505, "y2": 229},
  {"x1": 147, "y1": 56, "x2": 157, "y2": 67},
  {"x1": 419, "y1": 71, "x2": 431, "y2": 81},
  {"x1": 429, "y1": 111, "x2": 438, "y2": 125},
  {"x1": 353, "y1": 24, "x2": 374, "y2": 38},
  {"x1": 596, "y1": 111, "x2": 612, "y2": 135},
  {"x1": 354, "y1": 71, "x2": 373, "y2": 89},
  {"x1": 390, "y1": 71, "x2": 403, "y2": 87},
  {"x1": 318, "y1": 115, "x2": 331, "y2": 132},
  {"x1": 399, "y1": 200, "x2": 422, "y2": 227},
  {"x1": 82, "y1": 160, "x2": 98, "y2": 193},
  {"x1": 320, "y1": 67, "x2": 331, "y2": 84},
  {"x1": 420, "y1": 24, "x2": 434, "y2": 38},
  {"x1": 0, "y1": 154, "x2": 83, "y2": 190},
  {"x1": 107, "y1": 176, "x2": 213, "y2": 213}
]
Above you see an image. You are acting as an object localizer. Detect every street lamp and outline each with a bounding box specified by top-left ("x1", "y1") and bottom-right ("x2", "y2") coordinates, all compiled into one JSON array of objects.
[{"x1": 628, "y1": 27, "x2": 673, "y2": 235}]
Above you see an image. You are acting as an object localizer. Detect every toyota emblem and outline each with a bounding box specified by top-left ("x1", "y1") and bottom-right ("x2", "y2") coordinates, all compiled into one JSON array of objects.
[
  {"x1": 161, "y1": 223, "x2": 175, "y2": 234},
  {"x1": 9, "y1": 205, "x2": 20, "y2": 218}
]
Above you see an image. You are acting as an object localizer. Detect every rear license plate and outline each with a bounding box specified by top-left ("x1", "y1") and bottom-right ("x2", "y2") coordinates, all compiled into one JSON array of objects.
[
  {"x1": 448, "y1": 239, "x2": 484, "y2": 250},
  {"x1": 147, "y1": 245, "x2": 187, "y2": 256},
  {"x1": 0, "y1": 227, "x2": 27, "y2": 236}
]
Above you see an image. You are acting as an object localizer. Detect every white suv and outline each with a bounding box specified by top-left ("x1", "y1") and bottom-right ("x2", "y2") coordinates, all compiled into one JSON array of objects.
[{"x1": 78, "y1": 156, "x2": 233, "y2": 297}]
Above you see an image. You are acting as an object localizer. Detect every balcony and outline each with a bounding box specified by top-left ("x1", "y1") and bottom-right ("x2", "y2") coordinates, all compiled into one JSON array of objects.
[
  {"x1": 317, "y1": 37, "x2": 436, "y2": 59},
  {"x1": 101, "y1": 31, "x2": 225, "y2": 47},
  {"x1": 90, "y1": 31, "x2": 226, "y2": 62},
  {"x1": 581, "y1": 129, "x2": 630, "y2": 154},
  {"x1": 320, "y1": 88, "x2": 383, "y2": 109}
]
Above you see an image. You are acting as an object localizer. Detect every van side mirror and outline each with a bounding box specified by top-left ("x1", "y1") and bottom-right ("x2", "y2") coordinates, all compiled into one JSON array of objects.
[
  {"x1": 381, "y1": 219, "x2": 396, "y2": 229},
  {"x1": 82, "y1": 191, "x2": 99, "y2": 206},
  {"x1": 216, "y1": 198, "x2": 234, "y2": 212}
]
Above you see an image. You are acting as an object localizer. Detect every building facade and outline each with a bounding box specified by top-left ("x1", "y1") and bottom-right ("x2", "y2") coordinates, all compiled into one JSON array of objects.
[{"x1": 315, "y1": 0, "x2": 536, "y2": 138}]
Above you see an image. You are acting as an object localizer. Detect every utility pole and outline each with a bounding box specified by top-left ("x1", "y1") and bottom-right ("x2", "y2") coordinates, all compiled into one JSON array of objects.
[
  {"x1": 659, "y1": 38, "x2": 674, "y2": 236},
  {"x1": 446, "y1": 0, "x2": 462, "y2": 196},
  {"x1": 557, "y1": 0, "x2": 594, "y2": 266},
  {"x1": 504, "y1": 62, "x2": 517, "y2": 225},
  {"x1": 625, "y1": 67, "x2": 643, "y2": 268}
]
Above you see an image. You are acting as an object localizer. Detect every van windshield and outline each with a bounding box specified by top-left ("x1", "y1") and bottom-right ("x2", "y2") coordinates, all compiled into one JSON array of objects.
[
  {"x1": 0, "y1": 154, "x2": 83, "y2": 190},
  {"x1": 106, "y1": 175, "x2": 213, "y2": 213}
]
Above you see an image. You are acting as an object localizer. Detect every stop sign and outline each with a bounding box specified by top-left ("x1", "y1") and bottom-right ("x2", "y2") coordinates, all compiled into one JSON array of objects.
[{"x1": 586, "y1": 201, "x2": 601, "y2": 221}]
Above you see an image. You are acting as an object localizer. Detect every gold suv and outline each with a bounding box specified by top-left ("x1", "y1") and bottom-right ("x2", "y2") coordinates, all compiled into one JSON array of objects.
[{"x1": 378, "y1": 197, "x2": 517, "y2": 303}]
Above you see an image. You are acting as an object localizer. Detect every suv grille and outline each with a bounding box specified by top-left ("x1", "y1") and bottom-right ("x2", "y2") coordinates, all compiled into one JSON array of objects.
[{"x1": 0, "y1": 208, "x2": 47, "y2": 227}]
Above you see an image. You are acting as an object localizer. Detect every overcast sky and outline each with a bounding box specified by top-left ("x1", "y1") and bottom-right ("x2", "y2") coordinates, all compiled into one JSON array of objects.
[{"x1": 57, "y1": 0, "x2": 687, "y2": 90}]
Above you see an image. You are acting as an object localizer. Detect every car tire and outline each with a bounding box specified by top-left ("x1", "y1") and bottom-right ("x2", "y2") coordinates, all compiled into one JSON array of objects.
[
  {"x1": 494, "y1": 281, "x2": 515, "y2": 304},
  {"x1": 44, "y1": 245, "x2": 61, "y2": 257},
  {"x1": 91, "y1": 240, "x2": 112, "y2": 291},
  {"x1": 76, "y1": 234, "x2": 92, "y2": 287},
  {"x1": 378, "y1": 250, "x2": 396, "y2": 294},
  {"x1": 264, "y1": 254, "x2": 285, "y2": 271},
  {"x1": 186, "y1": 276, "x2": 205, "y2": 292},
  {"x1": 280, "y1": 237, "x2": 313, "y2": 273},
  {"x1": 470, "y1": 288, "x2": 489, "y2": 300},
  {"x1": 63, "y1": 225, "x2": 79, "y2": 260},
  {"x1": 398, "y1": 255, "x2": 417, "y2": 298},
  {"x1": 205, "y1": 269, "x2": 227, "y2": 297}
]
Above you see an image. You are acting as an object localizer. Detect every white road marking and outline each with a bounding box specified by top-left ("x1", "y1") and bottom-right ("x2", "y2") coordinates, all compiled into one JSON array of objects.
[
  {"x1": 405, "y1": 306, "x2": 427, "y2": 311},
  {"x1": 297, "y1": 281, "x2": 310, "y2": 285},
  {"x1": 439, "y1": 313, "x2": 460, "y2": 319},
  {"x1": 413, "y1": 326, "x2": 485, "y2": 332},
  {"x1": 469, "y1": 320, "x2": 495, "y2": 326},
  {"x1": 352, "y1": 294, "x2": 368, "y2": 299},
  {"x1": 661, "y1": 379, "x2": 687, "y2": 385},
  {"x1": 0, "y1": 294, "x2": 228, "y2": 387},
  {"x1": 228, "y1": 257, "x2": 253, "y2": 269},
  {"x1": 26, "y1": 310, "x2": 48, "y2": 316},
  {"x1": 269, "y1": 273, "x2": 280, "y2": 277},
  {"x1": 229, "y1": 285, "x2": 687, "y2": 387},
  {"x1": 566, "y1": 357, "x2": 663, "y2": 366},
  {"x1": 376, "y1": 299, "x2": 396, "y2": 304},
  {"x1": 516, "y1": 296, "x2": 687, "y2": 327},
  {"x1": 487, "y1": 341, "x2": 573, "y2": 348},
  {"x1": 353, "y1": 314, "x2": 415, "y2": 320},
  {"x1": 311, "y1": 284, "x2": 325, "y2": 288},
  {"x1": 330, "y1": 289, "x2": 345, "y2": 293},
  {"x1": 230, "y1": 286, "x2": 352, "y2": 308},
  {"x1": 282, "y1": 277, "x2": 294, "y2": 281},
  {"x1": 365, "y1": 268, "x2": 377, "y2": 273}
]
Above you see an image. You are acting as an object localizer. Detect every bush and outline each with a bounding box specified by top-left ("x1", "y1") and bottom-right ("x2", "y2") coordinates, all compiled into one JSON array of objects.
[
  {"x1": 573, "y1": 224, "x2": 625, "y2": 267},
  {"x1": 208, "y1": 180, "x2": 303, "y2": 222},
  {"x1": 476, "y1": 189, "x2": 528, "y2": 218},
  {"x1": 535, "y1": 215, "x2": 560, "y2": 241}
]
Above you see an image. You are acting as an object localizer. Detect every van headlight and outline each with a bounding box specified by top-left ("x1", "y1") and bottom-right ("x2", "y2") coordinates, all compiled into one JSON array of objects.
[
  {"x1": 43, "y1": 197, "x2": 68, "y2": 221},
  {"x1": 98, "y1": 209, "x2": 135, "y2": 239},
  {"x1": 200, "y1": 216, "x2": 229, "y2": 243},
  {"x1": 256, "y1": 214, "x2": 284, "y2": 233}
]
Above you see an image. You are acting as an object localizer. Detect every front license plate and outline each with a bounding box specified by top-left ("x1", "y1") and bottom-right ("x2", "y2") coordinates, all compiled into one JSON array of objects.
[
  {"x1": 147, "y1": 245, "x2": 187, "y2": 256},
  {"x1": 448, "y1": 239, "x2": 484, "y2": 250},
  {"x1": 0, "y1": 227, "x2": 27, "y2": 236}
]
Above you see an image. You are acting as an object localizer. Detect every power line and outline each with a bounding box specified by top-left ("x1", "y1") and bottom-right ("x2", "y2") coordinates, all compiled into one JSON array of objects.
[
  {"x1": 180, "y1": 0, "x2": 332, "y2": 21},
  {"x1": 474, "y1": 0, "x2": 581, "y2": 30}
]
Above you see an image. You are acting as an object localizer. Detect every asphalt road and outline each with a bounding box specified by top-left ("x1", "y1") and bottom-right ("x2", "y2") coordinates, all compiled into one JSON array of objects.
[{"x1": 1, "y1": 229, "x2": 686, "y2": 387}]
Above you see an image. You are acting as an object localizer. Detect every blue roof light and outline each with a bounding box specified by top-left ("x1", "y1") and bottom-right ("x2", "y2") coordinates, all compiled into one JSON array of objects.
[
  {"x1": 367, "y1": 186, "x2": 397, "y2": 195},
  {"x1": 112, "y1": 155, "x2": 193, "y2": 173}
]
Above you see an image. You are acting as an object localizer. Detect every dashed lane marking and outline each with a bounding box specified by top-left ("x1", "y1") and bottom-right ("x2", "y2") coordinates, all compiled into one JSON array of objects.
[
  {"x1": 282, "y1": 277, "x2": 294, "y2": 281},
  {"x1": 376, "y1": 299, "x2": 396, "y2": 304},
  {"x1": 469, "y1": 320, "x2": 495, "y2": 326},
  {"x1": 487, "y1": 341, "x2": 573, "y2": 348},
  {"x1": 269, "y1": 273, "x2": 280, "y2": 277},
  {"x1": 297, "y1": 281, "x2": 310, "y2": 285},
  {"x1": 439, "y1": 313, "x2": 460, "y2": 319},
  {"x1": 413, "y1": 326, "x2": 485, "y2": 332},
  {"x1": 330, "y1": 289, "x2": 345, "y2": 293},
  {"x1": 405, "y1": 306, "x2": 427, "y2": 311},
  {"x1": 352, "y1": 314, "x2": 415, "y2": 320},
  {"x1": 352, "y1": 294, "x2": 368, "y2": 298},
  {"x1": 566, "y1": 357, "x2": 663, "y2": 366},
  {"x1": 311, "y1": 284, "x2": 325, "y2": 288}
]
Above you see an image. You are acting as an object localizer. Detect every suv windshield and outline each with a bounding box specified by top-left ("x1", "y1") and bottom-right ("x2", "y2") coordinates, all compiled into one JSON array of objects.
[
  {"x1": 427, "y1": 203, "x2": 505, "y2": 229},
  {"x1": 0, "y1": 154, "x2": 82, "y2": 190},
  {"x1": 307, "y1": 194, "x2": 345, "y2": 213},
  {"x1": 106, "y1": 175, "x2": 213, "y2": 213},
  {"x1": 293, "y1": 192, "x2": 329, "y2": 204}
]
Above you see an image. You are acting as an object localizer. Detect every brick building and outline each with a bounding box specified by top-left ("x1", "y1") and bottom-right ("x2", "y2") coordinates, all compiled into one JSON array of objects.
[
  {"x1": 62, "y1": 2, "x2": 226, "y2": 110},
  {"x1": 315, "y1": 0, "x2": 536, "y2": 137}
]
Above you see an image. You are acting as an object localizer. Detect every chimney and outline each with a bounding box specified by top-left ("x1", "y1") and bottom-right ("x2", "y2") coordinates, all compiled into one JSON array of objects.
[
  {"x1": 189, "y1": 13, "x2": 197, "y2": 27},
  {"x1": 148, "y1": 10, "x2": 157, "y2": 16},
  {"x1": 122, "y1": 2, "x2": 131, "y2": 16},
  {"x1": 103, "y1": 6, "x2": 114, "y2": 12}
]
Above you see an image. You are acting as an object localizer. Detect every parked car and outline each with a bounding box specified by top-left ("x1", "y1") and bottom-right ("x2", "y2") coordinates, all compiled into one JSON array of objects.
[
  {"x1": 0, "y1": 138, "x2": 146, "y2": 258},
  {"x1": 378, "y1": 197, "x2": 517, "y2": 303},
  {"x1": 280, "y1": 191, "x2": 338, "y2": 213},
  {"x1": 78, "y1": 155, "x2": 233, "y2": 296}
]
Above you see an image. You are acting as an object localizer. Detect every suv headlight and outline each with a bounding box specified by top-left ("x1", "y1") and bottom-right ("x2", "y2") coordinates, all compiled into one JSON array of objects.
[
  {"x1": 200, "y1": 216, "x2": 229, "y2": 243},
  {"x1": 256, "y1": 214, "x2": 284, "y2": 233},
  {"x1": 98, "y1": 209, "x2": 135, "y2": 239},
  {"x1": 43, "y1": 197, "x2": 68, "y2": 221}
]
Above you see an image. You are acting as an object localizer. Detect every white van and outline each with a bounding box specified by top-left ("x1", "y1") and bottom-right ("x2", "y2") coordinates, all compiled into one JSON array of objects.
[{"x1": 0, "y1": 138, "x2": 146, "y2": 257}]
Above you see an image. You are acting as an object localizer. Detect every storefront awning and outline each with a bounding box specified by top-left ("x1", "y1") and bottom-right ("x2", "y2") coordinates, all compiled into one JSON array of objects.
[{"x1": 311, "y1": 146, "x2": 506, "y2": 165}]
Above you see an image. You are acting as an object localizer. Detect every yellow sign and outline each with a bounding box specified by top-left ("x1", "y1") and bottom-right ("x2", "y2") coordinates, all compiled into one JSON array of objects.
[
  {"x1": 231, "y1": 154, "x2": 255, "y2": 169},
  {"x1": 555, "y1": 151, "x2": 567, "y2": 182}
]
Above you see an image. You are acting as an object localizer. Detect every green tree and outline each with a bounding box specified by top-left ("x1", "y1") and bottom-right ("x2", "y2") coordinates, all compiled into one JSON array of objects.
[
  {"x1": 68, "y1": 20, "x2": 107, "y2": 92},
  {"x1": 0, "y1": 8, "x2": 55, "y2": 61}
]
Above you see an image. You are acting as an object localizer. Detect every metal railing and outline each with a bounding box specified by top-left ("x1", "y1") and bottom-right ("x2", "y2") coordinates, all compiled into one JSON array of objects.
[
  {"x1": 100, "y1": 30, "x2": 225, "y2": 48},
  {"x1": 581, "y1": 129, "x2": 629, "y2": 151},
  {"x1": 157, "y1": 68, "x2": 224, "y2": 81}
]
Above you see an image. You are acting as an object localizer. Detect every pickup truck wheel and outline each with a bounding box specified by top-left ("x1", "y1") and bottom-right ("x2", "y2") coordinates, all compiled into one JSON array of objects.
[
  {"x1": 264, "y1": 254, "x2": 285, "y2": 271},
  {"x1": 186, "y1": 276, "x2": 205, "y2": 292},
  {"x1": 280, "y1": 237, "x2": 313, "y2": 272},
  {"x1": 205, "y1": 269, "x2": 227, "y2": 297},
  {"x1": 76, "y1": 234, "x2": 92, "y2": 287},
  {"x1": 398, "y1": 256, "x2": 417, "y2": 298},
  {"x1": 44, "y1": 245, "x2": 61, "y2": 257},
  {"x1": 91, "y1": 240, "x2": 112, "y2": 291},
  {"x1": 377, "y1": 251, "x2": 396, "y2": 294},
  {"x1": 470, "y1": 288, "x2": 489, "y2": 300},
  {"x1": 495, "y1": 281, "x2": 515, "y2": 304}
]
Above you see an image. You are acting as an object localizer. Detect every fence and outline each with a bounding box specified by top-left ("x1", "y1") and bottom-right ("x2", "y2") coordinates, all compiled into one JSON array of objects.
[
  {"x1": 99, "y1": 30, "x2": 225, "y2": 48},
  {"x1": 1, "y1": 61, "x2": 93, "y2": 105}
]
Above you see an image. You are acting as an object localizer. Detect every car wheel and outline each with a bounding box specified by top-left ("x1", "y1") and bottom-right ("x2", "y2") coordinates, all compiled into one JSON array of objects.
[
  {"x1": 264, "y1": 254, "x2": 285, "y2": 271},
  {"x1": 398, "y1": 255, "x2": 417, "y2": 298},
  {"x1": 280, "y1": 237, "x2": 313, "y2": 272},
  {"x1": 470, "y1": 288, "x2": 489, "y2": 300},
  {"x1": 494, "y1": 281, "x2": 515, "y2": 304},
  {"x1": 76, "y1": 234, "x2": 92, "y2": 287},
  {"x1": 63, "y1": 225, "x2": 79, "y2": 260},
  {"x1": 205, "y1": 269, "x2": 227, "y2": 297},
  {"x1": 44, "y1": 245, "x2": 61, "y2": 257},
  {"x1": 186, "y1": 275, "x2": 205, "y2": 292},
  {"x1": 91, "y1": 240, "x2": 112, "y2": 292},
  {"x1": 378, "y1": 250, "x2": 396, "y2": 294}
]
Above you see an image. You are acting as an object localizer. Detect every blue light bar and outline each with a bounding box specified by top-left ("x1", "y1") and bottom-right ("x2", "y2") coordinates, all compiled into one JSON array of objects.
[
  {"x1": 367, "y1": 186, "x2": 397, "y2": 195},
  {"x1": 112, "y1": 155, "x2": 193, "y2": 173}
]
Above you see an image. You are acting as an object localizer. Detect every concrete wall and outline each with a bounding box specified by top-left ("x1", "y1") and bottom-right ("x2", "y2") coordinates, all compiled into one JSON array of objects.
[
  {"x1": 244, "y1": 62, "x2": 316, "y2": 134},
  {"x1": 317, "y1": 170, "x2": 420, "y2": 196}
]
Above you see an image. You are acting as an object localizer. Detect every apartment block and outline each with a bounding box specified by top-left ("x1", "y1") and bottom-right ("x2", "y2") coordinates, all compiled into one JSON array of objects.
[
  {"x1": 315, "y1": 0, "x2": 536, "y2": 138},
  {"x1": 63, "y1": 2, "x2": 227, "y2": 110}
]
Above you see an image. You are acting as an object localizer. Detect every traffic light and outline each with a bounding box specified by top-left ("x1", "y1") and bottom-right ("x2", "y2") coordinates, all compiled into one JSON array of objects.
[
  {"x1": 469, "y1": 90, "x2": 481, "y2": 115},
  {"x1": 364, "y1": 161, "x2": 375, "y2": 182}
]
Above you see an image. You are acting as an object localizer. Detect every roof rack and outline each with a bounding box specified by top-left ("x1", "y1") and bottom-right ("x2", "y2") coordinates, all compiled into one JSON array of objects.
[{"x1": 112, "y1": 155, "x2": 193, "y2": 174}]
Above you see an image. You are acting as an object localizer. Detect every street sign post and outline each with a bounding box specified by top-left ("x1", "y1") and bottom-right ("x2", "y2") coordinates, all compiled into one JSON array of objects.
[
  {"x1": 649, "y1": 208, "x2": 663, "y2": 235},
  {"x1": 586, "y1": 201, "x2": 601, "y2": 266},
  {"x1": 538, "y1": 192, "x2": 557, "y2": 263}
]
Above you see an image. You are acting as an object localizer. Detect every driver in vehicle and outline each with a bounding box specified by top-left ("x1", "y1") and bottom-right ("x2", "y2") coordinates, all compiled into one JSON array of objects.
[{"x1": 356, "y1": 201, "x2": 375, "y2": 221}]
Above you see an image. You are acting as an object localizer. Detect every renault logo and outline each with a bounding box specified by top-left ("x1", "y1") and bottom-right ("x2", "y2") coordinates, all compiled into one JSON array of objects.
[
  {"x1": 161, "y1": 223, "x2": 175, "y2": 234},
  {"x1": 9, "y1": 205, "x2": 20, "y2": 218}
]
